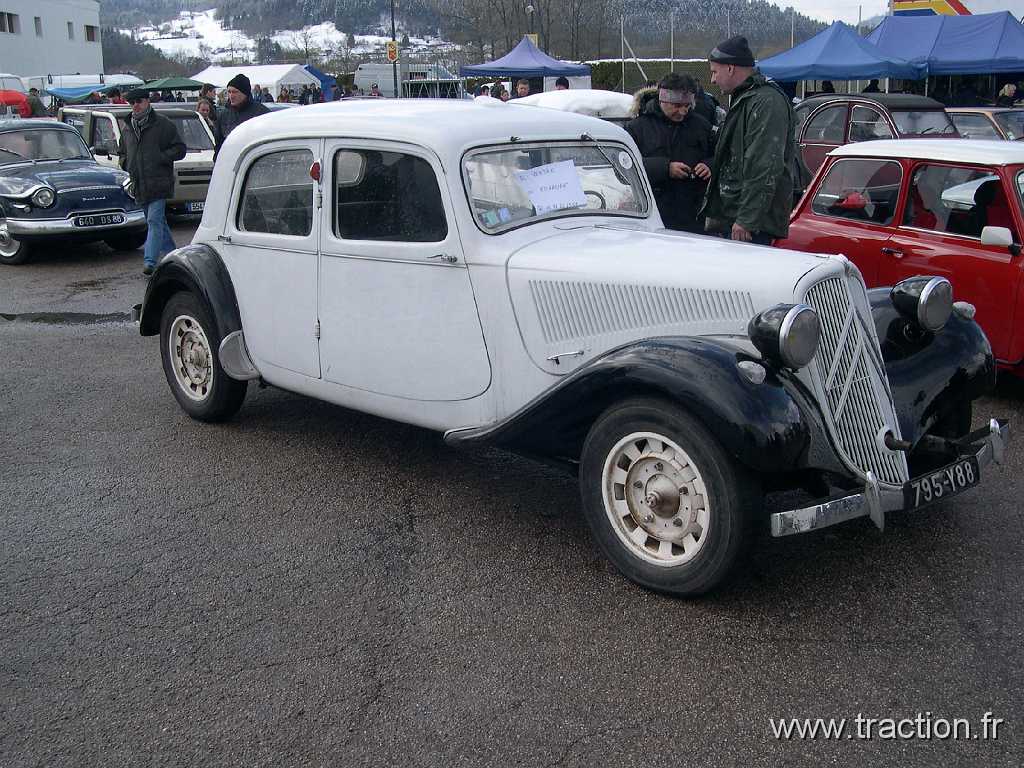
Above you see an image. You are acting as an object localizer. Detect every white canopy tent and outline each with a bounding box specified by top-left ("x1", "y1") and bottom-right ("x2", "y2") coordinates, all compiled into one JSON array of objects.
[{"x1": 191, "y1": 64, "x2": 320, "y2": 96}]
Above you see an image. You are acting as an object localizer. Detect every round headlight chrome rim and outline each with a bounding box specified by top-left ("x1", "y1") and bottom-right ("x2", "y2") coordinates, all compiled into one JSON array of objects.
[
  {"x1": 121, "y1": 177, "x2": 135, "y2": 200},
  {"x1": 917, "y1": 276, "x2": 953, "y2": 332},
  {"x1": 31, "y1": 187, "x2": 56, "y2": 208},
  {"x1": 778, "y1": 304, "x2": 821, "y2": 369}
]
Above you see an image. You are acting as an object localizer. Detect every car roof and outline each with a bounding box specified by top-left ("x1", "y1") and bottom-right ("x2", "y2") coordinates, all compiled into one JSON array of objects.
[
  {"x1": 947, "y1": 106, "x2": 1024, "y2": 114},
  {"x1": 220, "y1": 98, "x2": 632, "y2": 167},
  {"x1": 829, "y1": 138, "x2": 1024, "y2": 165},
  {"x1": 798, "y1": 93, "x2": 947, "y2": 110},
  {"x1": 0, "y1": 118, "x2": 78, "y2": 133}
]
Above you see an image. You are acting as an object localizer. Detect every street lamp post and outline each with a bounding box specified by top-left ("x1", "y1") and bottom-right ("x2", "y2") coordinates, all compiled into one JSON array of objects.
[
  {"x1": 526, "y1": 4, "x2": 534, "y2": 37},
  {"x1": 391, "y1": 0, "x2": 399, "y2": 98}
]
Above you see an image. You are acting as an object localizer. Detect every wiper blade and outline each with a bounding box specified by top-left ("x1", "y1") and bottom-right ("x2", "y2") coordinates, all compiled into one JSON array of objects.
[
  {"x1": 581, "y1": 132, "x2": 629, "y2": 185},
  {"x1": 0, "y1": 147, "x2": 28, "y2": 160}
]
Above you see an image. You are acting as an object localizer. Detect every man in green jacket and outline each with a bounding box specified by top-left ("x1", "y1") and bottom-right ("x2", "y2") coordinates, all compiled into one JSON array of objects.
[{"x1": 702, "y1": 35, "x2": 796, "y2": 245}]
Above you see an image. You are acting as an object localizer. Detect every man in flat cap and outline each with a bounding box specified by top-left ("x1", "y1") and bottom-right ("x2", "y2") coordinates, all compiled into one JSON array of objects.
[
  {"x1": 118, "y1": 88, "x2": 186, "y2": 275},
  {"x1": 626, "y1": 72, "x2": 714, "y2": 233},
  {"x1": 214, "y1": 73, "x2": 269, "y2": 156},
  {"x1": 702, "y1": 35, "x2": 796, "y2": 245}
]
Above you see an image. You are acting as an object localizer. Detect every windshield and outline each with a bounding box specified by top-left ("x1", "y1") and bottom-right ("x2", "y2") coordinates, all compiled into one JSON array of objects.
[
  {"x1": 891, "y1": 110, "x2": 957, "y2": 136},
  {"x1": 463, "y1": 142, "x2": 648, "y2": 232},
  {"x1": 0, "y1": 128, "x2": 91, "y2": 164},
  {"x1": 169, "y1": 114, "x2": 214, "y2": 152},
  {"x1": 994, "y1": 111, "x2": 1024, "y2": 141}
]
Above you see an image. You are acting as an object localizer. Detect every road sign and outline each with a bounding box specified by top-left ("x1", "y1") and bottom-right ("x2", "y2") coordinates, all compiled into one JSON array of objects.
[{"x1": 386, "y1": 40, "x2": 399, "y2": 64}]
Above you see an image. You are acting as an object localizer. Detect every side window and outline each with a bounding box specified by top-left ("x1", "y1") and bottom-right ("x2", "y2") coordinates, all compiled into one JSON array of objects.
[
  {"x1": 849, "y1": 106, "x2": 894, "y2": 142},
  {"x1": 804, "y1": 105, "x2": 847, "y2": 143},
  {"x1": 949, "y1": 113, "x2": 1000, "y2": 140},
  {"x1": 794, "y1": 105, "x2": 810, "y2": 140},
  {"x1": 91, "y1": 118, "x2": 116, "y2": 152},
  {"x1": 332, "y1": 149, "x2": 447, "y2": 242},
  {"x1": 63, "y1": 114, "x2": 86, "y2": 137},
  {"x1": 903, "y1": 164, "x2": 1017, "y2": 240},
  {"x1": 237, "y1": 149, "x2": 314, "y2": 237},
  {"x1": 811, "y1": 159, "x2": 903, "y2": 225}
]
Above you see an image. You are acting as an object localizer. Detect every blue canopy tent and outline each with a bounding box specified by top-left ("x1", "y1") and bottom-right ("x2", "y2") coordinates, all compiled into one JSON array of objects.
[
  {"x1": 303, "y1": 64, "x2": 336, "y2": 99},
  {"x1": 460, "y1": 36, "x2": 590, "y2": 78},
  {"x1": 759, "y1": 22, "x2": 925, "y2": 81},
  {"x1": 45, "y1": 84, "x2": 120, "y2": 105},
  {"x1": 867, "y1": 11, "x2": 1024, "y2": 75}
]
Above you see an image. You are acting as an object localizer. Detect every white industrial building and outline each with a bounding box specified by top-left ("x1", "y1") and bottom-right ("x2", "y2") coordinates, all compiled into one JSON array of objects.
[{"x1": 0, "y1": 0, "x2": 103, "y2": 79}]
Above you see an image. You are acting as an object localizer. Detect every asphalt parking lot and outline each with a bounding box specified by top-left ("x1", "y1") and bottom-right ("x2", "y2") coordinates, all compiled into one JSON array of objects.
[{"x1": 2, "y1": 222, "x2": 1022, "y2": 767}]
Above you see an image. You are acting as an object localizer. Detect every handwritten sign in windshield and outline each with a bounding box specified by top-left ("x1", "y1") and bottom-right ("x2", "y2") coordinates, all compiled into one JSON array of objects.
[{"x1": 514, "y1": 160, "x2": 588, "y2": 215}]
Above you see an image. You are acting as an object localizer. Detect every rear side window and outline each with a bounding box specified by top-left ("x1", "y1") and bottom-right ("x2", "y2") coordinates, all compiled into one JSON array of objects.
[
  {"x1": 811, "y1": 158, "x2": 902, "y2": 225},
  {"x1": 849, "y1": 106, "x2": 893, "y2": 142},
  {"x1": 804, "y1": 105, "x2": 847, "y2": 143},
  {"x1": 332, "y1": 149, "x2": 447, "y2": 242},
  {"x1": 92, "y1": 118, "x2": 116, "y2": 152},
  {"x1": 63, "y1": 114, "x2": 86, "y2": 136},
  {"x1": 238, "y1": 149, "x2": 314, "y2": 237}
]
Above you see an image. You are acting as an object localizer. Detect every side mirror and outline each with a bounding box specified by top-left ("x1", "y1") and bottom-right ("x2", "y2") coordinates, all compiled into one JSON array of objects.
[
  {"x1": 981, "y1": 226, "x2": 1022, "y2": 256},
  {"x1": 91, "y1": 145, "x2": 109, "y2": 157}
]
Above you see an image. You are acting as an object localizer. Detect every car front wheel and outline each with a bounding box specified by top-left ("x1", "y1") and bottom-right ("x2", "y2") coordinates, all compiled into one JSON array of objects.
[
  {"x1": 159, "y1": 292, "x2": 247, "y2": 422},
  {"x1": 580, "y1": 397, "x2": 760, "y2": 596},
  {"x1": 0, "y1": 217, "x2": 32, "y2": 265}
]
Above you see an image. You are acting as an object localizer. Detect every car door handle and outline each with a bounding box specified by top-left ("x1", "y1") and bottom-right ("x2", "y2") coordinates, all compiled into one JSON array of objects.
[
  {"x1": 881, "y1": 247, "x2": 904, "y2": 259},
  {"x1": 428, "y1": 253, "x2": 458, "y2": 264}
]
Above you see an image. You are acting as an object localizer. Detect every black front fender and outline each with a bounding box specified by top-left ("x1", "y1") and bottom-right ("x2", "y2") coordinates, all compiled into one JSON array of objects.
[
  {"x1": 870, "y1": 288, "x2": 996, "y2": 445},
  {"x1": 138, "y1": 243, "x2": 241, "y2": 341},
  {"x1": 447, "y1": 338, "x2": 837, "y2": 475}
]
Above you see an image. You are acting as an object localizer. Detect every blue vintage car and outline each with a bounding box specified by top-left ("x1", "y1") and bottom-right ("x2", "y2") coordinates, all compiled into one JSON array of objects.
[{"x1": 0, "y1": 119, "x2": 146, "y2": 265}]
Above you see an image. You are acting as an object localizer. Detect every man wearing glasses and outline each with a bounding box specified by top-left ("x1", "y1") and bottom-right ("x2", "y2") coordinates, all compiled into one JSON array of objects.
[
  {"x1": 118, "y1": 88, "x2": 186, "y2": 276},
  {"x1": 625, "y1": 73, "x2": 714, "y2": 233},
  {"x1": 702, "y1": 35, "x2": 796, "y2": 245}
]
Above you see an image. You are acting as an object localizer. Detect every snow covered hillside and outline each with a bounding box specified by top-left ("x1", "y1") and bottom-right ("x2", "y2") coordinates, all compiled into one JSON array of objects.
[{"x1": 118, "y1": 9, "x2": 455, "y2": 65}]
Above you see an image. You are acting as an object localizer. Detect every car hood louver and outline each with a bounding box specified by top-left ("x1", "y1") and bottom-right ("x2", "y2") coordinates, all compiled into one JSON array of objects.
[{"x1": 506, "y1": 226, "x2": 828, "y2": 374}]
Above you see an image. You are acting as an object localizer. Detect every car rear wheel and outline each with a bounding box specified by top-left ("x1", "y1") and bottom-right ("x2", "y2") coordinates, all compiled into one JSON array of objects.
[
  {"x1": 0, "y1": 217, "x2": 32, "y2": 265},
  {"x1": 579, "y1": 397, "x2": 760, "y2": 596},
  {"x1": 159, "y1": 292, "x2": 247, "y2": 422},
  {"x1": 105, "y1": 229, "x2": 148, "y2": 252}
]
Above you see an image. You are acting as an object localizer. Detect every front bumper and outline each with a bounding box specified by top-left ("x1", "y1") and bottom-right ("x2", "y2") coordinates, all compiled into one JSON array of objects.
[
  {"x1": 6, "y1": 209, "x2": 147, "y2": 237},
  {"x1": 771, "y1": 419, "x2": 1009, "y2": 537}
]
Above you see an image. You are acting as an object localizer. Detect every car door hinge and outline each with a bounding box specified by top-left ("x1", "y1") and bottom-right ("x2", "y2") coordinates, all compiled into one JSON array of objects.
[
  {"x1": 314, "y1": 319, "x2": 321, "y2": 339},
  {"x1": 217, "y1": 235, "x2": 232, "y2": 243},
  {"x1": 316, "y1": 189, "x2": 323, "y2": 209}
]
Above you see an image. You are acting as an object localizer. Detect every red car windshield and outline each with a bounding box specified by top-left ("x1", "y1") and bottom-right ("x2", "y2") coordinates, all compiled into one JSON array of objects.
[{"x1": 891, "y1": 110, "x2": 957, "y2": 136}]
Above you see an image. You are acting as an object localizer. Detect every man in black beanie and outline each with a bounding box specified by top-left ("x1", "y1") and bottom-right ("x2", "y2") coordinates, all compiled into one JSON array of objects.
[
  {"x1": 214, "y1": 73, "x2": 269, "y2": 156},
  {"x1": 701, "y1": 35, "x2": 797, "y2": 245}
]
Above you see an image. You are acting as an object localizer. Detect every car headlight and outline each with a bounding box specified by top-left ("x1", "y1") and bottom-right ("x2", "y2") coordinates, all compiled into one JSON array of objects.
[
  {"x1": 31, "y1": 187, "x2": 56, "y2": 208},
  {"x1": 748, "y1": 303, "x2": 821, "y2": 370},
  {"x1": 121, "y1": 177, "x2": 135, "y2": 200},
  {"x1": 891, "y1": 276, "x2": 952, "y2": 332}
]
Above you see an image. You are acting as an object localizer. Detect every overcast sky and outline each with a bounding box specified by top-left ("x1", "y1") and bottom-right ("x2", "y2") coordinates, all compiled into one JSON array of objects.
[{"x1": 783, "y1": 0, "x2": 890, "y2": 25}]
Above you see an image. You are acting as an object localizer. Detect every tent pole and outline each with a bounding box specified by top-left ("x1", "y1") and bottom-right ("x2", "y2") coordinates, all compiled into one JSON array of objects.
[
  {"x1": 924, "y1": 77, "x2": 929, "y2": 97},
  {"x1": 621, "y1": 16, "x2": 625, "y2": 93}
]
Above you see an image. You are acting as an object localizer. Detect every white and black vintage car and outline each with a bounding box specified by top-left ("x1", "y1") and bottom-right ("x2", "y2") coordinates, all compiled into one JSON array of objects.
[{"x1": 136, "y1": 100, "x2": 1009, "y2": 595}]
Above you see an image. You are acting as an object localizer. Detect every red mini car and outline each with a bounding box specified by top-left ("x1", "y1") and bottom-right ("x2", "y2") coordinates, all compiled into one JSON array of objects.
[{"x1": 777, "y1": 139, "x2": 1024, "y2": 375}]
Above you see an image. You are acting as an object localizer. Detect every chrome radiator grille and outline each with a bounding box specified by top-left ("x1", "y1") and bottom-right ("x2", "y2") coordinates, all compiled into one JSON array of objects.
[{"x1": 803, "y1": 276, "x2": 909, "y2": 486}]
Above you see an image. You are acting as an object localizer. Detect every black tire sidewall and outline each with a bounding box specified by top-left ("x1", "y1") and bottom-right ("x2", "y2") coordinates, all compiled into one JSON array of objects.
[
  {"x1": 0, "y1": 237, "x2": 31, "y2": 265},
  {"x1": 580, "y1": 397, "x2": 757, "y2": 597},
  {"x1": 159, "y1": 292, "x2": 246, "y2": 422}
]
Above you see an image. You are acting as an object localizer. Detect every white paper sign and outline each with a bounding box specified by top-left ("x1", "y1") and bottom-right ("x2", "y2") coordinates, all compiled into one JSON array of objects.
[{"x1": 514, "y1": 160, "x2": 588, "y2": 215}]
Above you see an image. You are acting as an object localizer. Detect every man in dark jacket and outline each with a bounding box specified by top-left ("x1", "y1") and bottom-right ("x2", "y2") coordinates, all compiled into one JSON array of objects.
[
  {"x1": 118, "y1": 88, "x2": 186, "y2": 275},
  {"x1": 625, "y1": 73, "x2": 714, "y2": 233},
  {"x1": 214, "y1": 73, "x2": 269, "y2": 156},
  {"x1": 702, "y1": 35, "x2": 796, "y2": 244}
]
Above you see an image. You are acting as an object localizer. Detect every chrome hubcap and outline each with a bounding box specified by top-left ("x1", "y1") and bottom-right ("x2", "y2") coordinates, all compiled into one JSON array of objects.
[
  {"x1": 0, "y1": 218, "x2": 21, "y2": 258},
  {"x1": 602, "y1": 432, "x2": 710, "y2": 566},
  {"x1": 169, "y1": 315, "x2": 213, "y2": 401}
]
